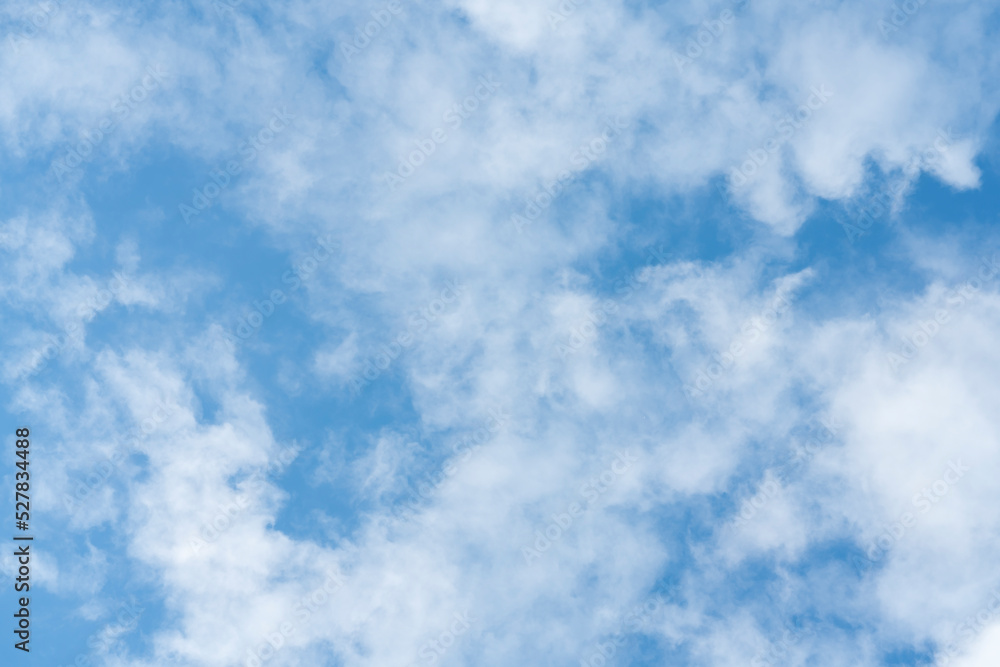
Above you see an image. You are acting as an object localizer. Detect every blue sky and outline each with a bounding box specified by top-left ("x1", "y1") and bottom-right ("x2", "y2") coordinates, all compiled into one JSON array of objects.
[{"x1": 2, "y1": 1, "x2": 1000, "y2": 666}]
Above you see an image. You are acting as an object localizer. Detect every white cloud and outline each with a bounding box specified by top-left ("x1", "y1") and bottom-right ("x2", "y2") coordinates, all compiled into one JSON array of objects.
[{"x1": 2, "y1": 1, "x2": 999, "y2": 665}]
